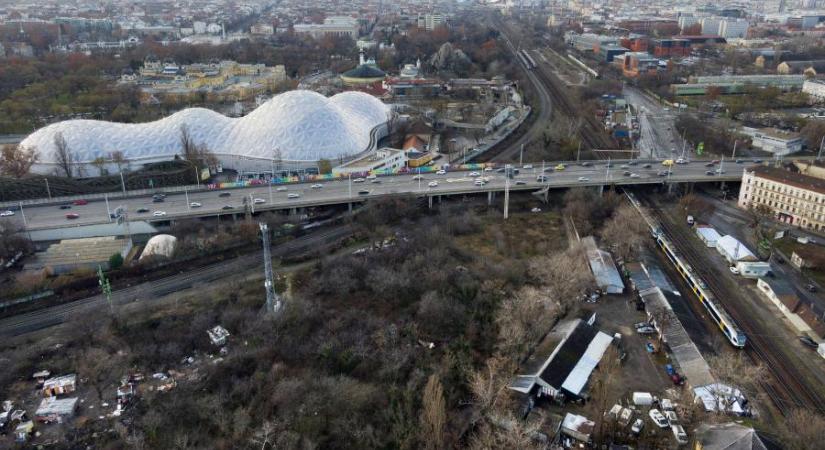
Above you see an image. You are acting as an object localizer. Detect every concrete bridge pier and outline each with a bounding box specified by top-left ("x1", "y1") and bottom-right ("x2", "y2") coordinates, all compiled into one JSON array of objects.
[
  {"x1": 428, "y1": 195, "x2": 434, "y2": 209},
  {"x1": 488, "y1": 191, "x2": 494, "y2": 206},
  {"x1": 348, "y1": 202, "x2": 352, "y2": 214}
]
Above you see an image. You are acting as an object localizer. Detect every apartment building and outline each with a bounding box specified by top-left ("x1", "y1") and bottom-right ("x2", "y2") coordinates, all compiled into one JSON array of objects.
[{"x1": 738, "y1": 165, "x2": 825, "y2": 231}]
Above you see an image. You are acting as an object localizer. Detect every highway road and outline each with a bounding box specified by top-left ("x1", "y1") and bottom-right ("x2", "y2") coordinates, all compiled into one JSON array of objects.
[
  {"x1": 0, "y1": 225, "x2": 353, "y2": 338},
  {"x1": 0, "y1": 160, "x2": 747, "y2": 230},
  {"x1": 624, "y1": 86, "x2": 689, "y2": 160}
]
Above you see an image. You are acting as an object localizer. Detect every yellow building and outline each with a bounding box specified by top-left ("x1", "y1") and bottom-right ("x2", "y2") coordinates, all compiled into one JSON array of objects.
[{"x1": 738, "y1": 164, "x2": 825, "y2": 231}]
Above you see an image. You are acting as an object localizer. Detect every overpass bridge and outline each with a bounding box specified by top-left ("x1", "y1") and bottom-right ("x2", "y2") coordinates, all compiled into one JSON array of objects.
[{"x1": 1, "y1": 159, "x2": 746, "y2": 232}]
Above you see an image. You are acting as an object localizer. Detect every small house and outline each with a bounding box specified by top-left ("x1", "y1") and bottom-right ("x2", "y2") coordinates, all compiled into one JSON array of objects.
[
  {"x1": 207, "y1": 325, "x2": 230, "y2": 346},
  {"x1": 715, "y1": 235, "x2": 758, "y2": 264},
  {"x1": 695, "y1": 226, "x2": 721, "y2": 248},
  {"x1": 791, "y1": 246, "x2": 825, "y2": 270},
  {"x1": 41, "y1": 374, "x2": 76, "y2": 397},
  {"x1": 34, "y1": 397, "x2": 78, "y2": 423}
]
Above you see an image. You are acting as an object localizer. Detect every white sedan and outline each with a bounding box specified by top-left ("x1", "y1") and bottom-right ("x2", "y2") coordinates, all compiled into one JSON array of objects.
[
  {"x1": 469, "y1": 172, "x2": 480, "y2": 177},
  {"x1": 311, "y1": 184, "x2": 323, "y2": 189},
  {"x1": 153, "y1": 211, "x2": 167, "y2": 217},
  {"x1": 287, "y1": 193, "x2": 301, "y2": 199},
  {"x1": 253, "y1": 198, "x2": 266, "y2": 204},
  {"x1": 436, "y1": 169, "x2": 446, "y2": 175},
  {"x1": 428, "y1": 181, "x2": 438, "y2": 188},
  {"x1": 275, "y1": 186, "x2": 288, "y2": 192},
  {"x1": 0, "y1": 210, "x2": 14, "y2": 217},
  {"x1": 578, "y1": 177, "x2": 590, "y2": 182},
  {"x1": 353, "y1": 178, "x2": 366, "y2": 183},
  {"x1": 189, "y1": 202, "x2": 202, "y2": 208}
]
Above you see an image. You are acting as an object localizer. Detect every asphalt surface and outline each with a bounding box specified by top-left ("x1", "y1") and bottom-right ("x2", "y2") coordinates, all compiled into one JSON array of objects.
[
  {"x1": 2, "y1": 161, "x2": 745, "y2": 230},
  {"x1": 0, "y1": 225, "x2": 353, "y2": 339},
  {"x1": 623, "y1": 86, "x2": 690, "y2": 160}
]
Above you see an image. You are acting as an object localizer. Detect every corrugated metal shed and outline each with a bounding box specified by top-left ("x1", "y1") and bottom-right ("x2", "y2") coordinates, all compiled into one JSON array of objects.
[
  {"x1": 561, "y1": 331, "x2": 614, "y2": 395},
  {"x1": 695, "y1": 226, "x2": 722, "y2": 247},
  {"x1": 640, "y1": 287, "x2": 715, "y2": 388},
  {"x1": 582, "y1": 236, "x2": 625, "y2": 294}
]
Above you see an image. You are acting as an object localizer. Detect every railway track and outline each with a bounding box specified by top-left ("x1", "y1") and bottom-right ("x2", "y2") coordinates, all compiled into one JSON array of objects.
[
  {"x1": 0, "y1": 225, "x2": 353, "y2": 338},
  {"x1": 639, "y1": 193, "x2": 825, "y2": 416}
]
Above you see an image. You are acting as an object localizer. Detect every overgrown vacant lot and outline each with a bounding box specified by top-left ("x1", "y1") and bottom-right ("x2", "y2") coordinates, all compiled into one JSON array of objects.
[{"x1": 0, "y1": 198, "x2": 572, "y2": 449}]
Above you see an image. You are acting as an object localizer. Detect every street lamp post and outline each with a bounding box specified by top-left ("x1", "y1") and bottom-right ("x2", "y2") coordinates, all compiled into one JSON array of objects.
[
  {"x1": 185, "y1": 190, "x2": 190, "y2": 210},
  {"x1": 44, "y1": 178, "x2": 51, "y2": 200}
]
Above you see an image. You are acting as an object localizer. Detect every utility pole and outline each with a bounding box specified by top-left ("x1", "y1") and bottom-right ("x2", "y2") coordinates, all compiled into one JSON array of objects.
[
  {"x1": 576, "y1": 141, "x2": 582, "y2": 162},
  {"x1": 504, "y1": 176, "x2": 510, "y2": 220},
  {"x1": 44, "y1": 178, "x2": 51, "y2": 200},
  {"x1": 819, "y1": 135, "x2": 825, "y2": 161},
  {"x1": 98, "y1": 265, "x2": 113, "y2": 314},
  {"x1": 105, "y1": 194, "x2": 111, "y2": 222},
  {"x1": 731, "y1": 140, "x2": 738, "y2": 159},
  {"x1": 259, "y1": 223, "x2": 281, "y2": 314},
  {"x1": 519, "y1": 143, "x2": 524, "y2": 166},
  {"x1": 119, "y1": 170, "x2": 127, "y2": 195}
]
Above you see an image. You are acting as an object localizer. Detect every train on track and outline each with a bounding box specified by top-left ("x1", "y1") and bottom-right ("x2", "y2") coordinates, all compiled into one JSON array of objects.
[
  {"x1": 566, "y1": 53, "x2": 599, "y2": 79},
  {"x1": 626, "y1": 193, "x2": 746, "y2": 348},
  {"x1": 518, "y1": 49, "x2": 536, "y2": 70}
]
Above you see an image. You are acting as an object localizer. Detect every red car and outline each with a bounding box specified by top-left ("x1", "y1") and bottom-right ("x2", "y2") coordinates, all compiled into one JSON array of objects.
[
  {"x1": 72, "y1": 199, "x2": 88, "y2": 206},
  {"x1": 65, "y1": 213, "x2": 80, "y2": 219}
]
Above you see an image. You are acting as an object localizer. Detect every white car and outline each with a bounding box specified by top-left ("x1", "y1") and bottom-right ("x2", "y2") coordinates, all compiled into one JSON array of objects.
[
  {"x1": 523, "y1": 164, "x2": 533, "y2": 169},
  {"x1": 276, "y1": 186, "x2": 287, "y2": 192},
  {"x1": 729, "y1": 266, "x2": 740, "y2": 275},
  {"x1": 436, "y1": 169, "x2": 446, "y2": 175},
  {"x1": 428, "y1": 181, "x2": 438, "y2": 187},
  {"x1": 253, "y1": 198, "x2": 266, "y2": 204},
  {"x1": 153, "y1": 211, "x2": 167, "y2": 217},
  {"x1": 353, "y1": 178, "x2": 366, "y2": 183},
  {"x1": 189, "y1": 202, "x2": 202, "y2": 208},
  {"x1": 631, "y1": 418, "x2": 644, "y2": 435},
  {"x1": 531, "y1": 207, "x2": 541, "y2": 213},
  {"x1": 311, "y1": 184, "x2": 323, "y2": 189},
  {"x1": 483, "y1": 167, "x2": 493, "y2": 172},
  {"x1": 412, "y1": 175, "x2": 424, "y2": 180},
  {"x1": 0, "y1": 210, "x2": 14, "y2": 217},
  {"x1": 474, "y1": 179, "x2": 486, "y2": 186},
  {"x1": 365, "y1": 174, "x2": 377, "y2": 179},
  {"x1": 649, "y1": 409, "x2": 669, "y2": 428},
  {"x1": 578, "y1": 176, "x2": 590, "y2": 182},
  {"x1": 287, "y1": 193, "x2": 300, "y2": 199},
  {"x1": 469, "y1": 171, "x2": 480, "y2": 177},
  {"x1": 630, "y1": 173, "x2": 640, "y2": 178}
]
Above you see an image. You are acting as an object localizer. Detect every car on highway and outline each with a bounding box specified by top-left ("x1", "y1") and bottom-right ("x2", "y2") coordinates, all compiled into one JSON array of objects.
[
  {"x1": 577, "y1": 176, "x2": 589, "y2": 182},
  {"x1": 643, "y1": 163, "x2": 652, "y2": 168},
  {"x1": 73, "y1": 199, "x2": 88, "y2": 205},
  {"x1": 65, "y1": 213, "x2": 80, "y2": 219},
  {"x1": 276, "y1": 186, "x2": 288, "y2": 192},
  {"x1": 628, "y1": 160, "x2": 638, "y2": 166},
  {"x1": 287, "y1": 193, "x2": 300, "y2": 199},
  {"x1": 523, "y1": 164, "x2": 533, "y2": 169},
  {"x1": 136, "y1": 208, "x2": 150, "y2": 214},
  {"x1": 735, "y1": 159, "x2": 743, "y2": 164},
  {"x1": 537, "y1": 175, "x2": 549, "y2": 182},
  {"x1": 370, "y1": 179, "x2": 381, "y2": 184},
  {"x1": 469, "y1": 171, "x2": 480, "y2": 177},
  {"x1": 219, "y1": 192, "x2": 231, "y2": 197},
  {"x1": 366, "y1": 174, "x2": 377, "y2": 180},
  {"x1": 554, "y1": 163, "x2": 565, "y2": 171},
  {"x1": 0, "y1": 210, "x2": 14, "y2": 217},
  {"x1": 412, "y1": 175, "x2": 424, "y2": 180},
  {"x1": 221, "y1": 205, "x2": 234, "y2": 210},
  {"x1": 580, "y1": 161, "x2": 593, "y2": 167},
  {"x1": 649, "y1": 409, "x2": 669, "y2": 428},
  {"x1": 623, "y1": 171, "x2": 631, "y2": 176},
  {"x1": 630, "y1": 173, "x2": 641, "y2": 178},
  {"x1": 190, "y1": 202, "x2": 202, "y2": 208},
  {"x1": 474, "y1": 179, "x2": 487, "y2": 186},
  {"x1": 59, "y1": 204, "x2": 72, "y2": 210},
  {"x1": 620, "y1": 164, "x2": 629, "y2": 169},
  {"x1": 428, "y1": 181, "x2": 438, "y2": 187},
  {"x1": 705, "y1": 170, "x2": 715, "y2": 175},
  {"x1": 253, "y1": 198, "x2": 266, "y2": 204},
  {"x1": 153, "y1": 211, "x2": 167, "y2": 217},
  {"x1": 358, "y1": 190, "x2": 370, "y2": 195},
  {"x1": 715, "y1": 169, "x2": 726, "y2": 174},
  {"x1": 800, "y1": 335, "x2": 819, "y2": 349},
  {"x1": 496, "y1": 168, "x2": 506, "y2": 173},
  {"x1": 436, "y1": 169, "x2": 446, "y2": 175},
  {"x1": 311, "y1": 184, "x2": 323, "y2": 189},
  {"x1": 729, "y1": 266, "x2": 740, "y2": 275},
  {"x1": 515, "y1": 180, "x2": 526, "y2": 185},
  {"x1": 353, "y1": 178, "x2": 366, "y2": 183},
  {"x1": 484, "y1": 167, "x2": 493, "y2": 172},
  {"x1": 152, "y1": 197, "x2": 165, "y2": 203},
  {"x1": 754, "y1": 159, "x2": 763, "y2": 163}
]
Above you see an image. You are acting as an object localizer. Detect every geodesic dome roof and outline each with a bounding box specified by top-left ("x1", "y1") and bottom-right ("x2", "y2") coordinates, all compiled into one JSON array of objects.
[{"x1": 20, "y1": 90, "x2": 390, "y2": 165}]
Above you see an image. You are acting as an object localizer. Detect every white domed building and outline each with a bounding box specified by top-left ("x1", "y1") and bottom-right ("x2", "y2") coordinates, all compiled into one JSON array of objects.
[
  {"x1": 139, "y1": 234, "x2": 178, "y2": 261},
  {"x1": 20, "y1": 90, "x2": 391, "y2": 175}
]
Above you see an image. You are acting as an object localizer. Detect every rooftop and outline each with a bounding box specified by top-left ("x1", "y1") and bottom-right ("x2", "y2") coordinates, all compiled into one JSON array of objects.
[{"x1": 748, "y1": 165, "x2": 825, "y2": 195}]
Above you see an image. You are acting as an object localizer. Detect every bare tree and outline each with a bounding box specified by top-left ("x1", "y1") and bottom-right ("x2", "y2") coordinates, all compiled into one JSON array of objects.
[
  {"x1": 527, "y1": 242, "x2": 594, "y2": 314},
  {"x1": 420, "y1": 374, "x2": 447, "y2": 450},
  {"x1": 91, "y1": 156, "x2": 107, "y2": 176},
  {"x1": 706, "y1": 353, "x2": 766, "y2": 414},
  {"x1": 180, "y1": 125, "x2": 218, "y2": 171},
  {"x1": 781, "y1": 408, "x2": 825, "y2": 450},
  {"x1": 249, "y1": 421, "x2": 276, "y2": 450},
  {"x1": 601, "y1": 204, "x2": 648, "y2": 260},
  {"x1": 110, "y1": 151, "x2": 128, "y2": 172},
  {"x1": 53, "y1": 132, "x2": 74, "y2": 178},
  {"x1": 0, "y1": 144, "x2": 38, "y2": 178},
  {"x1": 469, "y1": 356, "x2": 516, "y2": 415}
]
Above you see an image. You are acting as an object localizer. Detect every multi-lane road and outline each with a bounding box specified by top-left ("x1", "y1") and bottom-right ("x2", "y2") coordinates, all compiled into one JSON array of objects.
[
  {"x1": 2, "y1": 160, "x2": 746, "y2": 230},
  {"x1": 624, "y1": 86, "x2": 689, "y2": 159}
]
